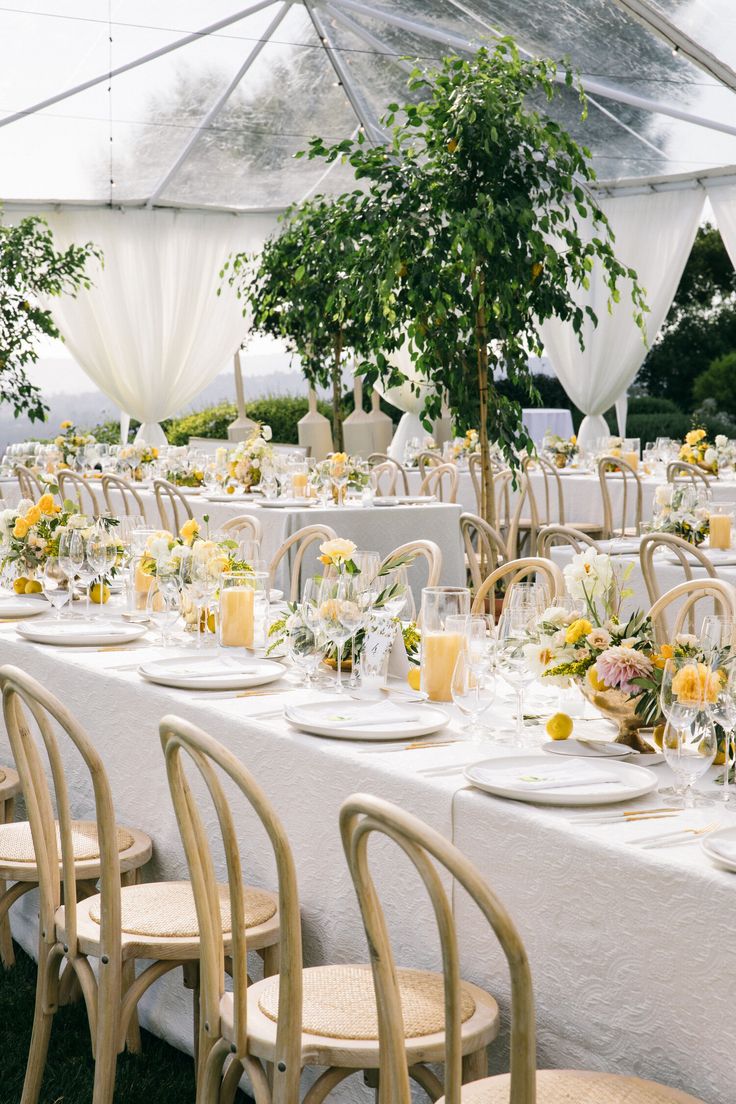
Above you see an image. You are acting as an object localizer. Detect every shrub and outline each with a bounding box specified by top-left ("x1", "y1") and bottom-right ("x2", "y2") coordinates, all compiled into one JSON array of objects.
[
  {"x1": 624, "y1": 412, "x2": 690, "y2": 443},
  {"x1": 166, "y1": 395, "x2": 336, "y2": 445},
  {"x1": 692, "y1": 352, "x2": 736, "y2": 419},
  {"x1": 691, "y1": 397, "x2": 736, "y2": 440}
]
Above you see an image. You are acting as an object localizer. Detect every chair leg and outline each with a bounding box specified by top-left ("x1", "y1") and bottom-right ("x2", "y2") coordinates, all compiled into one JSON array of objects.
[
  {"x1": 21, "y1": 940, "x2": 63, "y2": 1104},
  {"x1": 0, "y1": 797, "x2": 15, "y2": 968},
  {"x1": 410, "y1": 1063, "x2": 443, "y2": 1100},
  {"x1": 302, "y1": 1067, "x2": 355, "y2": 1104},
  {"x1": 92, "y1": 953, "x2": 123, "y2": 1104},
  {"x1": 119, "y1": 868, "x2": 142, "y2": 1054},
  {"x1": 259, "y1": 941, "x2": 280, "y2": 978},
  {"x1": 199, "y1": 1037, "x2": 230, "y2": 1104},
  {"x1": 462, "y1": 1046, "x2": 488, "y2": 1082},
  {"x1": 182, "y1": 959, "x2": 200, "y2": 1076}
]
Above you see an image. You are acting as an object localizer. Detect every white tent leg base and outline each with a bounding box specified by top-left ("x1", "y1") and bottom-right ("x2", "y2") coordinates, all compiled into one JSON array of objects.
[
  {"x1": 577, "y1": 413, "x2": 612, "y2": 450},
  {"x1": 134, "y1": 422, "x2": 168, "y2": 447},
  {"x1": 388, "y1": 411, "x2": 426, "y2": 461}
]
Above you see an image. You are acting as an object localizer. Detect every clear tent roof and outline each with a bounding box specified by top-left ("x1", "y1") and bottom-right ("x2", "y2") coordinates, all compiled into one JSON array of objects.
[{"x1": 1, "y1": 0, "x2": 735, "y2": 211}]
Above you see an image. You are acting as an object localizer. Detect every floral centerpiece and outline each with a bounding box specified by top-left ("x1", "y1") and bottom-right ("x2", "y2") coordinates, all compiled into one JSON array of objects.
[
  {"x1": 714, "y1": 434, "x2": 736, "y2": 472},
  {"x1": 165, "y1": 466, "x2": 205, "y2": 488},
  {"x1": 118, "y1": 443, "x2": 158, "y2": 480},
  {"x1": 451, "y1": 429, "x2": 479, "y2": 460},
  {"x1": 53, "y1": 421, "x2": 96, "y2": 467},
  {"x1": 226, "y1": 424, "x2": 273, "y2": 491},
  {"x1": 312, "y1": 454, "x2": 370, "y2": 500},
  {"x1": 650, "y1": 483, "x2": 710, "y2": 545},
  {"x1": 679, "y1": 428, "x2": 718, "y2": 473},
  {"x1": 523, "y1": 548, "x2": 661, "y2": 749},
  {"x1": 543, "y1": 433, "x2": 579, "y2": 469}
]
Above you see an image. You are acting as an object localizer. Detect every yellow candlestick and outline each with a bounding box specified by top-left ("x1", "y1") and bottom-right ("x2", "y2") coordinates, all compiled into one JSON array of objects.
[
  {"x1": 421, "y1": 631, "x2": 465, "y2": 703},
  {"x1": 709, "y1": 513, "x2": 732, "y2": 550},
  {"x1": 220, "y1": 586, "x2": 254, "y2": 647},
  {"x1": 292, "y1": 472, "x2": 308, "y2": 497},
  {"x1": 623, "y1": 451, "x2": 639, "y2": 471}
]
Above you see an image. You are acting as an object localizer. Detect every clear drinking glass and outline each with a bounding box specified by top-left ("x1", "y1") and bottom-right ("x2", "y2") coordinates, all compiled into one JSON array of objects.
[
  {"x1": 660, "y1": 658, "x2": 713, "y2": 804},
  {"x1": 42, "y1": 557, "x2": 70, "y2": 619},
  {"x1": 87, "y1": 523, "x2": 118, "y2": 600},
  {"x1": 662, "y1": 714, "x2": 717, "y2": 808},
  {"x1": 496, "y1": 607, "x2": 539, "y2": 746},
  {"x1": 286, "y1": 609, "x2": 329, "y2": 686},
  {"x1": 317, "y1": 576, "x2": 364, "y2": 693},
  {"x1": 420, "y1": 586, "x2": 471, "y2": 702},
  {"x1": 58, "y1": 528, "x2": 84, "y2": 616},
  {"x1": 451, "y1": 645, "x2": 496, "y2": 740}
]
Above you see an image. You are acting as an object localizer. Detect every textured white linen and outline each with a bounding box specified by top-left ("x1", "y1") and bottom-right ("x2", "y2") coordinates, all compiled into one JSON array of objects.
[
  {"x1": 0, "y1": 629, "x2": 728, "y2": 1103},
  {"x1": 42, "y1": 209, "x2": 274, "y2": 443},
  {"x1": 541, "y1": 190, "x2": 704, "y2": 448}
]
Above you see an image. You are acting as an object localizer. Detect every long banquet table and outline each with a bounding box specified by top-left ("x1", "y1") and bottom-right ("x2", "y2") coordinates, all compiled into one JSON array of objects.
[{"x1": 0, "y1": 619, "x2": 731, "y2": 1103}]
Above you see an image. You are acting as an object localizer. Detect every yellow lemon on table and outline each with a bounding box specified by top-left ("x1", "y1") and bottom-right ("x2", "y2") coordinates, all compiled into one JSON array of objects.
[
  {"x1": 652, "y1": 723, "x2": 665, "y2": 749},
  {"x1": 546, "y1": 712, "x2": 573, "y2": 741},
  {"x1": 13, "y1": 577, "x2": 28, "y2": 594},
  {"x1": 407, "y1": 667, "x2": 421, "y2": 691},
  {"x1": 90, "y1": 582, "x2": 110, "y2": 604},
  {"x1": 24, "y1": 580, "x2": 42, "y2": 594}
]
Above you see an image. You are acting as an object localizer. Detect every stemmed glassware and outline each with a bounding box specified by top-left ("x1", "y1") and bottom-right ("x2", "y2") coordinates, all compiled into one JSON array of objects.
[
  {"x1": 496, "y1": 606, "x2": 539, "y2": 746},
  {"x1": 87, "y1": 523, "x2": 118, "y2": 605},
  {"x1": 58, "y1": 529, "x2": 84, "y2": 616},
  {"x1": 42, "y1": 557, "x2": 70, "y2": 619},
  {"x1": 286, "y1": 606, "x2": 329, "y2": 686},
  {"x1": 330, "y1": 457, "x2": 349, "y2": 507},
  {"x1": 701, "y1": 616, "x2": 736, "y2": 803},
  {"x1": 660, "y1": 657, "x2": 716, "y2": 806},
  {"x1": 451, "y1": 641, "x2": 496, "y2": 739},
  {"x1": 317, "y1": 575, "x2": 364, "y2": 693}
]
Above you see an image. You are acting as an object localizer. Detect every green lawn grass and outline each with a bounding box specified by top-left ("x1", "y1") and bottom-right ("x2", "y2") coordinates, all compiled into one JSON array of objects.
[{"x1": 0, "y1": 943, "x2": 253, "y2": 1103}]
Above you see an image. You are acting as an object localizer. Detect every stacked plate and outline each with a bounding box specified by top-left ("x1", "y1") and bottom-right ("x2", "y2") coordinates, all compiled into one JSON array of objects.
[
  {"x1": 284, "y1": 698, "x2": 448, "y2": 740},
  {"x1": 0, "y1": 596, "x2": 48, "y2": 619}
]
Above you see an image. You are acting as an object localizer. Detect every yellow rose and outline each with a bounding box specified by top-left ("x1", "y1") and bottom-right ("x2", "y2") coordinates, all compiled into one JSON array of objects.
[
  {"x1": 60, "y1": 420, "x2": 73, "y2": 430},
  {"x1": 24, "y1": 506, "x2": 41, "y2": 526},
  {"x1": 37, "y1": 493, "x2": 55, "y2": 516},
  {"x1": 13, "y1": 518, "x2": 28, "y2": 539},
  {"x1": 151, "y1": 448, "x2": 159, "y2": 458},
  {"x1": 319, "y1": 537, "x2": 357, "y2": 564},
  {"x1": 587, "y1": 666, "x2": 609, "y2": 692},
  {"x1": 565, "y1": 618, "x2": 593, "y2": 645},
  {"x1": 54, "y1": 436, "x2": 65, "y2": 448},
  {"x1": 179, "y1": 519, "x2": 200, "y2": 544},
  {"x1": 671, "y1": 662, "x2": 721, "y2": 706}
]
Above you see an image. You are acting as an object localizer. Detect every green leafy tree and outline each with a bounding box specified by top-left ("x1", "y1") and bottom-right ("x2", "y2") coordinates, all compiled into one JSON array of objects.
[
  {"x1": 305, "y1": 42, "x2": 647, "y2": 523},
  {"x1": 0, "y1": 210, "x2": 100, "y2": 421},
  {"x1": 692, "y1": 351, "x2": 736, "y2": 419},
  {"x1": 223, "y1": 193, "x2": 400, "y2": 450}
]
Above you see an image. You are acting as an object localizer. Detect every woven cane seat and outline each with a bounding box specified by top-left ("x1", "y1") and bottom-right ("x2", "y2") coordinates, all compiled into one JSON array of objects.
[
  {"x1": 441, "y1": 1070, "x2": 706, "y2": 1103},
  {"x1": 0, "y1": 819, "x2": 134, "y2": 863},
  {"x1": 258, "y1": 964, "x2": 476, "y2": 1041},
  {"x1": 88, "y1": 880, "x2": 277, "y2": 938}
]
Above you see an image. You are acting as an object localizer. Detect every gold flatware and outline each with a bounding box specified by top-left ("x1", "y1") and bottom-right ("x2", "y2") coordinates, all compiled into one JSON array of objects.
[
  {"x1": 633, "y1": 821, "x2": 720, "y2": 849},
  {"x1": 571, "y1": 806, "x2": 680, "y2": 821},
  {"x1": 358, "y1": 739, "x2": 461, "y2": 754}
]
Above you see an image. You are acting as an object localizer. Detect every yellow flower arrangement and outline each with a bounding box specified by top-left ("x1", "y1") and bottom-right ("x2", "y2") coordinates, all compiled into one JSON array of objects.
[
  {"x1": 565, "y1": 617, "x2": 593, "y2": 645},
  {"x1": 60, "y1": 420, "x2": 73, "y2": 430},
  {"x1": 318, "y1": 537, "x2": 357, "y2": 569},
  {"x1": 179, "y1": 519, "x2": 200, "y2": 545},
  {"x1": 12, "y1": 518, "x2": 28, "y2": 539},
  {"x1": 679, "y1": 428, "x2": 717, "y2": 472}
]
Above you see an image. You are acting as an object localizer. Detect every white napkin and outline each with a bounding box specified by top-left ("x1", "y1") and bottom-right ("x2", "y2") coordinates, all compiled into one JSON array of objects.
[
  {"x1": 286, "y1": 701, "x2": 419, "y2": 729},
  {"x1": 472, "y1": 761, "x2": 620, "y2": 791},
  {"x1": 710, "y1": 839, "x2": 736, "y2": 862},
  {"x1": 144, "y1": 658, "x2": 257, "y2": 680}
]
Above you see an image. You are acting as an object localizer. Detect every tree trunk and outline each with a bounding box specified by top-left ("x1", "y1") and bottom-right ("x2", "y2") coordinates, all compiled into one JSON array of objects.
[
  {"x1": 332, "y1": 334, "x2": 344, "y2": 452},
  {"x1": 475, "y1": 273, "x2": 496, "y2": 531}
]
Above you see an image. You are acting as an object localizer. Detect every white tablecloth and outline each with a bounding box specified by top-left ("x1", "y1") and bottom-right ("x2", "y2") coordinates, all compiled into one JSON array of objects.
[
  {"x1": 405, "y1": 469, "x2": 477, "y2": 513},
  {"x1": 522, "y1": 409, "x2": 574, "y2": 446},
  {"x1": 0, "y1": 621, "x2": 730, "y2": 1103}
]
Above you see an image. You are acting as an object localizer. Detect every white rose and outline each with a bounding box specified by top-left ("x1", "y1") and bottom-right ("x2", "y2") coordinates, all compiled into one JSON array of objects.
[
  {"x1": 261, "y1": 425, "x2": 273, "y2": 441},
  {"x1": 541, "y1": 605, "x2": 570, "y2": 627},
  {"x1": 67, "y1": 513, "x2": 89, "y2": 529},
  {"x1": 675, "y1": 633, "x2": 698, "y2": 647},
  {"x1": 654, "y1": 485, "x2": 673, "y2": 508},
  {"x1": 716, "y1": 435, "x2": 728, "y2": 449}
]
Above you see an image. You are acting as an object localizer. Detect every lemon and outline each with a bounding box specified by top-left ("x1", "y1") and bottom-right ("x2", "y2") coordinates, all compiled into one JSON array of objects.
[
  {"x1": 546, "y1": 712, "x2": 573, "y2": 741},
  {"x1": 90, "y1": 582, "x2": 110, "y2": 604},
  {"x1": 199, "y1": 609, "x2": 216, "y2": 633},
  {"x1": 13, "y1": 577, "x2": 28, "y2": 594},
  {"x1": 407, "y1": 667, "x2": 421, "y2": 691},
  {"x1": 24, "y1": 579, "x2": 42, "y2": 594},
  {"x1": 226, "y1": 485, "x2": 235, "y2": 495},
  {"x1": 652, "y1": 723, "x2": 665, "y2": 749}
]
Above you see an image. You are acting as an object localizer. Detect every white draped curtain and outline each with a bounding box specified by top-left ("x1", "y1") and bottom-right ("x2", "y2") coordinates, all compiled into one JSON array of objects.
[
  {"x1": 708, "y1": 180, "x2": 736, "y2": 273},
  {"x1": 541, "y1": 188, "x2": 705, "y2": 448},
  {"x1": 43, "y1": 208, "x2": 276, "y2": 445}
]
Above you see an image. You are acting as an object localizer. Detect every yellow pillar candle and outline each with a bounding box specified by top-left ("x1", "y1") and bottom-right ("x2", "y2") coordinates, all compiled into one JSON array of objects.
[
  {"x1": 421, "y1": 631, "x2": 465, "y2": 703},
  {"x1": 709, "y1": 513, "x2": 732, "y2": 550},
  {"x1": 134, "y1": 564, "x2": 158, "y2": 611},
  {"x1": 220, "y1": 586, "x2": 254, "y2": 647},
  {"x1": 623, "y1": 451, "x2": 639, "y2": 471},
  {"x1": 292, "y1": 471, "x2": 308, "y2": 497},
  {"x1": 215, "y1": 447, "x2": 228, "y2": 467}
]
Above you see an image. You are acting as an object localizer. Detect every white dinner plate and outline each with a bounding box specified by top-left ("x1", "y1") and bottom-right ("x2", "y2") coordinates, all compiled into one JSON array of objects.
[
  {"x1": 701, "y1": 827, "x2": 736, "y2": 872},
  {"x1": 138, "y1": 655, "x2": 283, "y2": 690},
  {"x1": 16, "y1": 620, "x2": 148, "y2": 647},
  {"x1": 173, "y1": 485, "x2": 204, "y2": 495},
  {"x1": 202, "y1": 493, "x2": 251, "y2": 503},
  {"x1": 257, "y1": 498, "x2": 316, "y2": 509},
  {"x1": 598, "y1": 538, "x2": 642, "y2": 554},
  {"x1": 0, "y1": 596, "x2": 50, "y2": 619},
  {"x1": 465, "y1": 754, "x2": 658, "y2": 806},
  {"x1": 394, "y1": 495, "x2": 436, "y2": 505},
  {"x1": 284, "y1": 698, "x2": 448, "y2": 740},
  {"x1": 660, "y1": 547, "x2": 736, "y2": 566},
  {"x1": 542, "y1": 738, "x2": 633, "y2": 759}
]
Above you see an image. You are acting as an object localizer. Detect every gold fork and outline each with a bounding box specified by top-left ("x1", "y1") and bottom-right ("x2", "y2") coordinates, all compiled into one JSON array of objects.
[{"x1": 634, "y1": 821, "x2": 720, "y2": 850}]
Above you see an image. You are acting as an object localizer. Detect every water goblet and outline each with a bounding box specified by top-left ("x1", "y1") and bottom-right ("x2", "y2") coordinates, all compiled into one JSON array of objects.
[
  {"x1": 42, "y1": 557, "x2": 70, "y2": 619},
  {"x1": 451, "y1": 644, "x2": 497, "y2": 740}
]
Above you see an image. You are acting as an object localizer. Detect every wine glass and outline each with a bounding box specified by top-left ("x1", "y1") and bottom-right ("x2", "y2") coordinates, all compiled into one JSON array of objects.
[
  {"x1": 42, "y1": 557, "x2": 70, "y2": 619},
  {"x1": 286, "y1": 608, "x2": 329, "y2": 687},
  {"x1": 660, "y1": 658, "x2": 714, "y2": 805},
  {"x1": 317, "y1": 576, "x2": 364, "y2": 693},
  {"x1": 662, "y1": 714, "x2": 717, "y2": 808},
  {"x1": 496, "y1": 607, "x2": 538, "y2": 746},
  {"x1": 504, "y1": 581, "x2": 550, "y2": 625},
  {"x1": 87, "y1": 523, "x2": 118, "y2": 603},
  {"x1": 709, "y1": 659, "x2": 736, "y2": 804},
  {"x1": 375, "y1": 566, "x2": 413, "y2": 621},
  {"x1": 451, "y1": 644, "x2": 497, "y2": 740},
  {"x1": 147, "y1": 578, "x2": 181, "y2": 647},
  {"x1": 58, "y1": 528, "x2": 84, "y2": 617},
  {"x1": 330, "y1": 458, "x2": 349, "y2": 507}
]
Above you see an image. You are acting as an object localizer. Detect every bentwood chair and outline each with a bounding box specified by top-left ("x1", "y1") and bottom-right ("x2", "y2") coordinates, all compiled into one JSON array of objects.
[
  {"x1": 468, "y1": 459, "x2": 513, "y2": 536},
  {"x1": 536, "y1": 524, "x2": 601, "y2": 558},
  {"x1": 101, "y1": 474, "x2": 147, "y2": 519},
  {"x1": 460, "y1": 514, "x2": 508, "y2": 595},
  {"x1": 0, "y1": 764, "x2": 22, "y2": 967},
  {"x1": 641, "y1": 540, "x2": 720, "y2": 640},
  {"x1": 597, "y1": 455, "x2": 643, "y2": 538},
  {"x1": 419, "y1": 463, "x2": 458, "y2": 503},
  {"x1": 368, "y1": 455, "x2": 410, "y2": 495},
  {"x1": 649, "y1": 579, "x2": 736, "y2": 651},
  {"x1": 508, "y1": 457, "x2": 602, "y2": 558},
  {"x1": 153, "y1": 478, "x2": 193, "y2": 531},
  {"x1": 57, "y1": 469, "x2": 103, "y2": 515},
  {"x1": 339, "y1": 794, "x2": 707, "y2": 1104},
  {"x1": 0, "y1": 668, "x2": 279, "y2": 1104},
  {"x1": 221, "y1": 513, "x2": 264, "y2": 546},
  {"x1": 380, "y1": 540, "x2": 443, "y2": 597},
  {"x1": 269, "y1": 523, "x2": 337, "y2": 601},
  {"x1": 160, "y1": 715, "x2": 499, "y2": 1104},
  {"x1": 666, "y1": 461, "x2": 712, "y2": 489},
  {"x1": 15, "y1": 466, "x2": 46, "y2": 501},
  {"x1": 417, "y1": 451, "x2": 443, "y2": 479},
  {"x1": 371, "y1": 461, "x2": 401, "y2": 496},
  {"x1": 471, "y1": 557, "x2": 564, "y2": 616}
]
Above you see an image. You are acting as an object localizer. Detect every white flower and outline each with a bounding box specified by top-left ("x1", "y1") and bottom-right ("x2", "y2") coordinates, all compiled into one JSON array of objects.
[
  {"x1": 716, "y1": 435, "x2": 728, "y2": 449},
  {"x1": 654, "y1": 484, "x2": 673, "y2": 509},
  {"x1": 564, "y1": 548, "x2": 614, "y2": 604},
  {"x1": 675, "y1": 633, "x2": 698, "y2": 647},
  {"x1": 586, "y1": 627, "x2": 611, "y2": 649},
  {"x1": 16, "y1": 498, "x2": 33, "y2": 516},
  {"x1": 541, "y1": 605, "x2": 571, "y2": 627},
  {"x1": 261, "y1": 425, "x2": 273, "y2": 441},
  {"x1": 67, "y1": 513, "x2": 89, "y2": 529},
  {"x1": 704, "y1": 448, "x2": 717, "y2": 467}
]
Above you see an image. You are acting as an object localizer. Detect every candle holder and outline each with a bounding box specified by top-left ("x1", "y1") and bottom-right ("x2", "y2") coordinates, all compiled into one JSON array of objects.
[{"x1": 218, "y1": 571, "x2": 269, "y2": 649}]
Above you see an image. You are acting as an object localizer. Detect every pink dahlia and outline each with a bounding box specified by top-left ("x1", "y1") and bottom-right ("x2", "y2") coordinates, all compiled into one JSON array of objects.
[{"x1": 595, "y1": 646, "x2": 653, "y2": 695}]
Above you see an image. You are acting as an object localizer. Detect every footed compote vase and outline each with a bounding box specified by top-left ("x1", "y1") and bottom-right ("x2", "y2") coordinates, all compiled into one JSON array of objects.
[{"x1": 578, "y1": 679, "x2": 660, "y2": 753}]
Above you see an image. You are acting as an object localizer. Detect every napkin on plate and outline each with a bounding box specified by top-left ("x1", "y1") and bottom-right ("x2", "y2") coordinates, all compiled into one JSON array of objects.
[
  {"x1": 471, "y1": 760, "x2": 620, "y2": 791},
  {"x1": 285, "y1": 701, "x2": 419, "y2": 729},
  {"x1": 143, "y1": 658, "x2": 257, "y2": 680}
]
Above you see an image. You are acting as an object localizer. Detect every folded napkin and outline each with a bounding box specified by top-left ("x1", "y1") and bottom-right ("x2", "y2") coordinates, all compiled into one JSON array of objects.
[
  {"x1": 145, "y1": 659, "x2": 256, "y2": 680},
  {"x1": 286, "y1": 701, "x2": 419, "y2": 729},
  {"x1": 709, "y1": 839, "x2": 736, "y2": 862},
  {"x1": 472, "y1": 761, "x2": 620, "y2": 791}
]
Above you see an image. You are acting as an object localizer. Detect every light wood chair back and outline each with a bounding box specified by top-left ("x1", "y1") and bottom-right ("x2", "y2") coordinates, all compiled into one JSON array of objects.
[
  {"x1": 15, "y1": 466, "x2": 45, "y2": 500},
  {"x1": 269, "y1": 523, "x2": 337, "y2": 601},
  {"x1": 153, "y1": 478, "x2": 193, "y2": 531},
  {"x1": 56, "y1": 469, "x2": 103, "y2": 515},
  {"x1": 417, "y1": 451, "x2": 442, "y2": 479},
  {"x1": 370, "y1": 461, "x2": 400, "y2": 496},
  {"x1": 596, "y1": 455, "x2": 643, "y2": 538},
  {"x1": 101, "y1": 474, "x2": 146, "y2": 519},
  {"x1": 460, "y1": 513, "x2": 508, "y2": 594},
  {"x1": 471, "y1": 556, "x2": 564, "y2": 615},
  {"x1": 648, "y1": 577, "x2": 736, "y2": 647},
  {"x1": 468, "y1": 455, "x2": 512, "y2": 529},
  {"x1": 160, "y1": 714, "x2": 302, "y2": 1102},
  {"x1": 507, "y1": 457, "x2": 563, "y2": 557},
  {"x1": 419, "y1": 462, "x2": 458, "y2": 503},
  {"x1": 379, "y1": 540, "x2": 442, "y2": 591},
  {"x1": 537, "y1": 525, "x2": 601, "y2": 557},
  {"x1": 640, "y1": 534, "x2": 718, "y2": 637},
  {"x1": 221, "y1": 513, "x2": 263, "y2": 546},
  {"x1": 666, "y1": 461, "x2": 712, "y2": 488},
  {"x1": 0, "y1": 665, "x2": 123, "y2": 982},
  {"x1": 368, "y1": 454, "x2": 409, "y2": 494},
  {"x1": 339, "y1": 793, "x2": 535, "y2": 1104}
]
